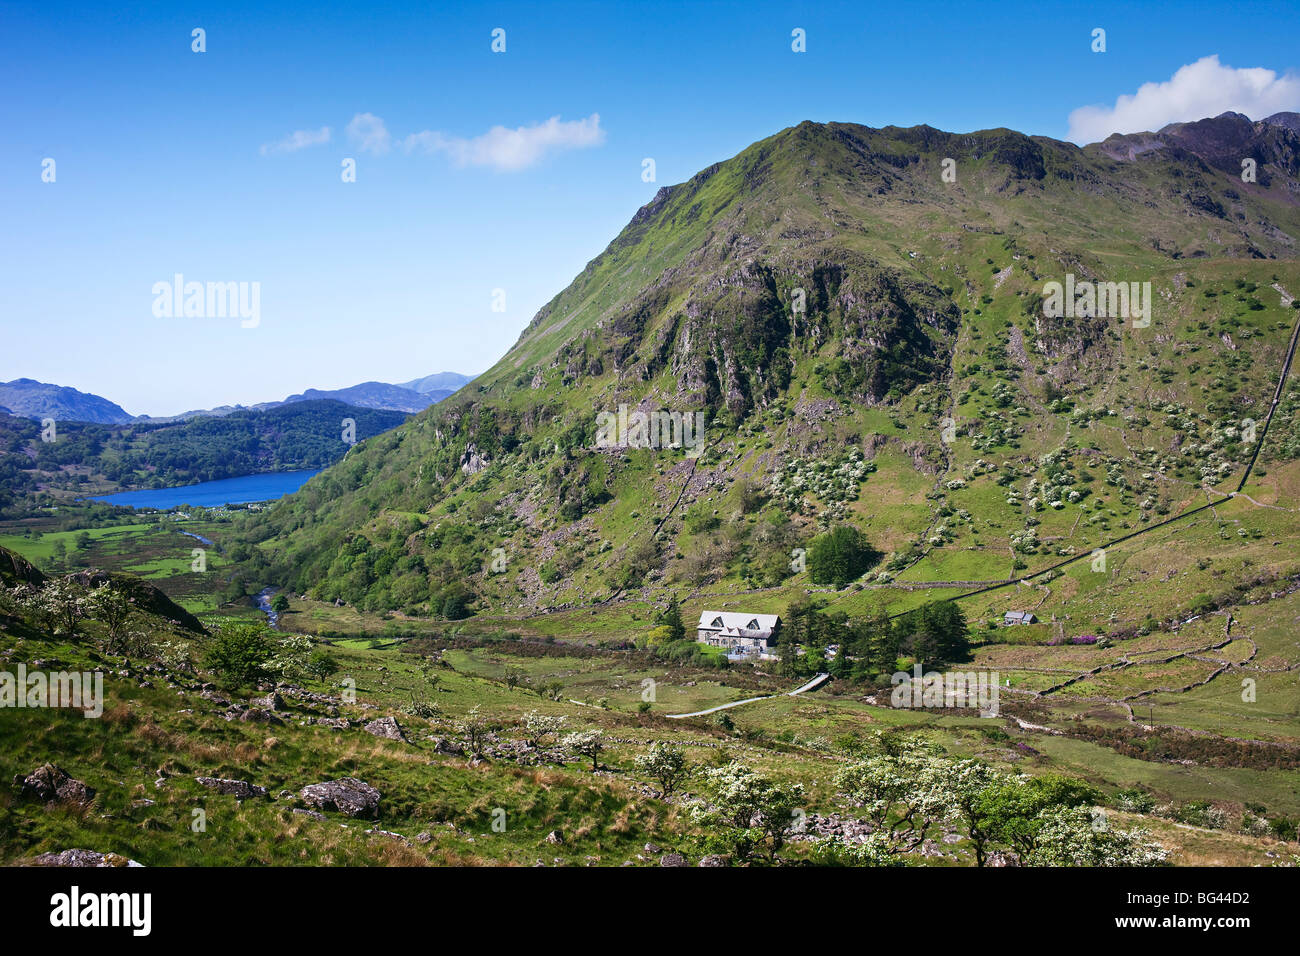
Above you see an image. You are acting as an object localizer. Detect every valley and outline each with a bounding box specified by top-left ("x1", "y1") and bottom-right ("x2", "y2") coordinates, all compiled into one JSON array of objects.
[{"x1": 2, "y1": 114, "x2": 1299, "y2": 872}]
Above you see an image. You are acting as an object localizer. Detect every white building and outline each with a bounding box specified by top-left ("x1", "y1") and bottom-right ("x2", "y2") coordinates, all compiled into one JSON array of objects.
[{"x1": 696, "y1": 611, "x2": 781, "y2": 657}]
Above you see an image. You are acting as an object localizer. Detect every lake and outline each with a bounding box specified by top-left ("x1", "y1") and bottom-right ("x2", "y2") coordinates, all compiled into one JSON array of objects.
[{"x1": 89, "y1": 469, "x2": 321, "y2": 509}]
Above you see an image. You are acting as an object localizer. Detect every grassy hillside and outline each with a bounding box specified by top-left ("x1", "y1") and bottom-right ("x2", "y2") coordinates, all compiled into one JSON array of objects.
[{"x1": 241, "y1": 116, "x2": 1300, "y2": 631}]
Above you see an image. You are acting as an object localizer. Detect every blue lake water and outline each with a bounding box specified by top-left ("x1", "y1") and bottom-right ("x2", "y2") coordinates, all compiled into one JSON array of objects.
[{"x1": 89, "y1": 469, "x2": 321, "y2": 509}]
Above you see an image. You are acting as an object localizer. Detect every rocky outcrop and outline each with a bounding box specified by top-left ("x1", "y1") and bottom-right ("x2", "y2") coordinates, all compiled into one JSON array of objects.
[
  {"x1": 363, "y1": 716, "x2": 407, "y2": 742},
  {"x1": 31, "y1": 849, "x2": 142, "y2": 867},
  {"x1": 17, "y1": 764, "x2": 95, "y2": 806},
  {"x1": 459, "y1": 442, "x2": 490, "y2": 475},
  {"x1": 0, "y1": 545, "x2": 44, "y2": 589},
  {"x1": 299, "y1": 778, "x2": 381, "y2": 818},
  {"x1": 64, "y1": 569, "x2": 206, "y2": 633}
]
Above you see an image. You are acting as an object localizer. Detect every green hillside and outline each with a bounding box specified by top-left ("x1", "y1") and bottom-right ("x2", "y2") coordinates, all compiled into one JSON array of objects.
[{"x1": 242, "y1": 115, "x2": 1300, "y2": 631}]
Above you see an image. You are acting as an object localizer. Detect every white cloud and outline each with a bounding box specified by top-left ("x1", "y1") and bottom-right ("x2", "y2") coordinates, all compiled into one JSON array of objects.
[
  {"x1": 346, "y1": 112, "x2": 392, "y2": 155},
  {"x1": 403, "y1": 114, "x2": 606, "y2": 170},
  {"x1": 259, "y1": 126, "x2": 331, "y2": 156},
  {"x1": 1067, "y1": 55, "x2": 1300, "y2": 144}
]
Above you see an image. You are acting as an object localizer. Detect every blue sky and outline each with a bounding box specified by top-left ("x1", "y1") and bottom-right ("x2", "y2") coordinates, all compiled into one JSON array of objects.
[{"x1": 2, "y1": 0, "x2": 1298, "y2": 416}]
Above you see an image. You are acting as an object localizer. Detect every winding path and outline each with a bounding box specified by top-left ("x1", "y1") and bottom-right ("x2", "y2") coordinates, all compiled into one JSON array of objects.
[{"x1": 664, "y1": 672, "x2": 830, "y2": 719}]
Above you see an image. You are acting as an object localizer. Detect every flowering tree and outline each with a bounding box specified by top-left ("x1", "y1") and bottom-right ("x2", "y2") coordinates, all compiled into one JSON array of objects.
[
  {"x1": 634, "y1": 741, "x2": 691, "y2": 797},
  {"x1": 87, "y1": 583, "x2": 134, "y2": 654},
  {"x1": 563, "y1": 729, "x2": 606, "y2": 770},
  {"x1": 833, "y1": 751, "x2": 955, "y2": 855},
  {"x1": 523, "y1": 710, "x2": 566, "y2": 749},
  {"x1": 692, "y1": 761, "x2": 805, "y2": 865},
  {"x1": 17, "y1": 578, "x2": 90, "y2": 640},
  {"x1": 1027, "y1": 806, "x2": 1169, "y2": 866}
]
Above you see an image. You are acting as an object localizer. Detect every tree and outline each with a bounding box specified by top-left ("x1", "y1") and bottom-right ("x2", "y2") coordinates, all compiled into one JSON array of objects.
[
  {"x1": 441, "y1": 583, "x2": 474, "y2": 620},
  {"x1": 833, "y1": 751, "x2": 954, "y2": 856},
  {"x1": 634, "y1": 741, "x2": 691, "y2": 797},
  {"x1": 934, "y1": 759, "x2": 1000, "y2": 867},
  {"x1": 656, "y1": 597, "x2": 686, "y2": 642},
  {"x1": 895, "y1": 600, "x2": 971, "y2": 667},
  {"x1": 563, "y1": 729, "x2": 606, "y2": 770},
  {"x1": 692, "y1": 761, "x2": 805, "y2": 865},
  {"x1": 643, "y1": 624, "x2": 674, "y2": 647},
  {"x1": 19, "y1": 578, "x2": 90, "y2": 640},
  {"x1": 304, "y1": 648, "x2": 339, "y2": 680},
  {"x1": 1026, "y1": 806, "x2": 1168, "y2": 866},
  {"x1": 204, "y1": 621, "x2": 275, "y2": 687},
  {"x1": 523, "y1": 710, "x2": 566, "y2": 749},
  {"x1": 269, "y1": 634, "x2": 312, "y2": 680},
  {"x1": 458, "y1": 705, "x2": 490, "y2": 758},
  {"x1": 87, "y1": 583, "x2": 133, "y2": 653},
  {"x1": 972, "y1": 773, "x2": 1102, "y2": 864},
  {"x1": 807, "y1": 525, "x2": 879, "y2": 588},
  {"x1": 271, "y1": 593, "x2": 290, "y2": 614}
]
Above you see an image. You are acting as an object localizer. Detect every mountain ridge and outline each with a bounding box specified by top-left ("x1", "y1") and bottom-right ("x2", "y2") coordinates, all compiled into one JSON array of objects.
[{"x1": 0, "y1": 371, "x2": 474, "y2": 424}]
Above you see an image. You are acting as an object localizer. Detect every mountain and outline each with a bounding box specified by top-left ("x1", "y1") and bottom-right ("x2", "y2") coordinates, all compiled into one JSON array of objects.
[
  {"x1": 274, "y1": 381, "x2": 435, "y2": 414},
  {"x1": 143, "y1": 373, "x2": 474, "y2": 420},
  {"x1": 0, "y1": 378, "x2": 134, "y2": 424},
  {"x1": 246, "y1": 114, "x2": 1300, "y2": 624},
  {"x1": 400, "y1": 371, "x2": 476, "y2": 394}
]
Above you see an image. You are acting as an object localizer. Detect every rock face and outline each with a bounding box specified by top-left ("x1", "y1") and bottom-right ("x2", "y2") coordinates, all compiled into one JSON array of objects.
[
  {"x1": 195, "y1": 777, "x2": 269, "y2": 800},
  {"x1": 32, "y1": 848, "x2": 142, "y2": 867},
  {"x1": 459, "y1": 442, "x2": 490, "y2": 475},
  {"x1": 363, "y1": 716, "x2": 407, "y2": 742},
  {"x1": 299, "y1": 778, "x2": 381, "y2": 818},
  {"x1": 17, "y1": 764, "x2": 95, "y2": 806},
  {"x1": 0, "y1": 545, "x2": 44, "y2": 589}
]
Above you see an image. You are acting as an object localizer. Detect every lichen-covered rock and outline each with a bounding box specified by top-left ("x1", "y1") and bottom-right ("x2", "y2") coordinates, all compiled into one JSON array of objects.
[
  {"x1": 32, "y1": 849, "x2": 141, "y2": 867},
  {"x1": 18, "y1": 764, "x2": 95, "y2": 806},
  {"x1": 364, "y1": 716, "x2": 407, "y2": 742},
  {"x1": 299, "y1": 777, "x2": 380, "y2": 818}
]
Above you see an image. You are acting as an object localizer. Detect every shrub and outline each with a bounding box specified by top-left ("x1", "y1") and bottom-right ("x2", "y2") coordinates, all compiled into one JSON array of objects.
[{"x1": 204, "y1": 621, "x2": 275, "y2": 687}]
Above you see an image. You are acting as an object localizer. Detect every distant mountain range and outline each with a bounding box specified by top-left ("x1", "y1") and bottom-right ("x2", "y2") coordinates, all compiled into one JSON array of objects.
[
  {"x1": 0, "y1": 372, "x2": 476, "y2": 424},
  {"x1": 0, "y1": 379, "x2": 135, "y2": 424}
]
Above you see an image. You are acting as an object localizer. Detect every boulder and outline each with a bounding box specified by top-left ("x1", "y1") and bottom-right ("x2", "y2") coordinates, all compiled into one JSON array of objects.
[
  {"x1": 299, "y1": 778, "x2": 381, "y2": 818},
  {"x1": 698, "y1": 854, "x2": 730, "y2": 867},
  {"x1": 18, "y1": 764, "x2": 95, "y2": 806},
  {"x1": 660, "y1": 852, "x2": 689, "y2": 867},
  {"x1": 251, "y1": 692, "x2": 284, "y2": 711},
  {"x1": 364, "y1": 716, "x2": 407, "y2": 742}
]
